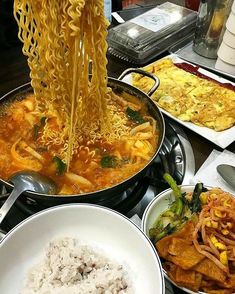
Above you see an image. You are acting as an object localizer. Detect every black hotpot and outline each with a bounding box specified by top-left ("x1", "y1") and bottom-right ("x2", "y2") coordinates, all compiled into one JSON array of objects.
[{"x1": 0, "y1": 69, "x2": 165, "y2": 207}]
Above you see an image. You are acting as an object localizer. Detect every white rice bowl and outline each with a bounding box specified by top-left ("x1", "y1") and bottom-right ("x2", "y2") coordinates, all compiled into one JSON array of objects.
[
  {"x1": 21, "y1": 237, "x2": 132, "y2": 294},
  {"x1": 0, "y1": 204, "x2": 164, "y2": 294}
]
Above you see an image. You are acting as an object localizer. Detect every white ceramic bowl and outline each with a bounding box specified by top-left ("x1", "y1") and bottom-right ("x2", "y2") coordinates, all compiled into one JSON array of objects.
[
  {"x1": 226, "y1": 11, "x2": 235, "y2": 35},
  {"x1": 215, "y1": 56, "x2": 235, "y2": 76},
  {"x1": 217, "y1": 41, "x2": 235, "y2": 65},
  {"x1": 232, "y1": 0, "x2": 235, "y2": 14},
  {"x1": 0, "y1": 204, "x2": 165, "y2": 294},
  {"x1": 223, "y1": 29, "x2": 235, "y2": 48},
  {"x1": 141, "y1": 185, "x2": 206, "y2": 294}
]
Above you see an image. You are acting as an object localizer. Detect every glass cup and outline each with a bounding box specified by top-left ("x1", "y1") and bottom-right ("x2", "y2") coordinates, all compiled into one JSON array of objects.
[{"x1": 193, "y1": 0, "x2": 231, "y2": 59}]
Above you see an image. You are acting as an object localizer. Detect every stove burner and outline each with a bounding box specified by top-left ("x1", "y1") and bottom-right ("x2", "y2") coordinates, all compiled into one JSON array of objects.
[{"x1": 0, "y1": 119, "x2": 195, "y2": 234}]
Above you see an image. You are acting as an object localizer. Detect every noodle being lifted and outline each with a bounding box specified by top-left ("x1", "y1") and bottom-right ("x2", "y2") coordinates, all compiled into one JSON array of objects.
[
  {"x1": 0, "y1": 0, "x2": 159, "y2": 195},
  {"x1": 13, "y1": 0, "x2": 114, "y2": 167}
]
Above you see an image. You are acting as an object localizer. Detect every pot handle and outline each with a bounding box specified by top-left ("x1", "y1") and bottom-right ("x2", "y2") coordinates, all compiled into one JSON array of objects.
[{"x1": 118, "y1": 68, "x2": 160, "y2": 96}]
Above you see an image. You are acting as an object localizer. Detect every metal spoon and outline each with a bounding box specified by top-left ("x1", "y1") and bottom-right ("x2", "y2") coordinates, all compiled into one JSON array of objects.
[
  {"x1": 216, "y1": 164, "x2": 235, "y2": 190},
  {"x1": 0, "y1": 170, "x2": 57, "y2": 226}
]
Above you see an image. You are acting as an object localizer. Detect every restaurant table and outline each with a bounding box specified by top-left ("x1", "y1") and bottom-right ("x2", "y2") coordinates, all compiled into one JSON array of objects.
[{"x1": 0, "y1": 4, "x2": 234, "y2": 294}]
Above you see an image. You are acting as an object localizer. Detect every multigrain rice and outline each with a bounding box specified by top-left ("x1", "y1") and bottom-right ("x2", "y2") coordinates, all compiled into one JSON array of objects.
[{"x1": 21, "y1": 237, "x2": 133, "y2": 294}]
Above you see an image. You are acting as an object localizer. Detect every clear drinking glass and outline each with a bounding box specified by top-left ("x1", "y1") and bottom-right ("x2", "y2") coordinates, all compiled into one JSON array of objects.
[{"x1": 193, "y1": 0, "x2": 231, "y2": 59}]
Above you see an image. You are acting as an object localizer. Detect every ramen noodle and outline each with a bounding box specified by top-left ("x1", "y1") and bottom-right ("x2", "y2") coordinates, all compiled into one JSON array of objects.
[
  {"x1": 7, "y1": 0, "x2": 159, "y2": 194},
  {"x1": 14, "y1": 0, "x2": 130, "y2": 167}
]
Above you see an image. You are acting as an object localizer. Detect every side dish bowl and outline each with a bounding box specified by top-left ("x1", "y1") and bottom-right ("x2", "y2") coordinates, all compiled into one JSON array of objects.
[
  {"x1": 0, "y1": 204, "x2": 165, "y2": 294},
  {"x1": 141, "y1": 185, "x2": 207, "y2": 294}
]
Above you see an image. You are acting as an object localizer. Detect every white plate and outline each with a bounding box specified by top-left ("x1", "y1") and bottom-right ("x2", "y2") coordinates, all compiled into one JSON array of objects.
[
  {"x1": 0, "y1": 204, "x2": 165, "y2": 294},
  {"x1": 122, "y1": 54, "x2": 235, "y2": 149}
]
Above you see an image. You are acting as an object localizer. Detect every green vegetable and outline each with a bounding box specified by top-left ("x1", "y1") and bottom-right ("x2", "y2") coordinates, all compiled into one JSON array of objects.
[
  {"x1": 161, "y1": 210, "x2": 175, "y2": 218},
  {"x1": 100, "y1": 156, "x2": 118, "y2": 168},
  {"x1": 170, "y1": 198, "x2": 184, "y2": 216},
  {"x1": 164, "y1": 173, "x2": 184, "y2": 216},
  {"x1": 163, "y1": 173, "x2": 181, "y2": 199},
  {"x1": 149, "y1": 173, "x2": 191, "y2": 242},
  {"x1": 33, "y1": 116, "x2": 46, "y2": 140},
  {"x1": 33, "y1": 125, "x2": 40, "y2": 140},
  {"x1": 40, "y1": 116, "x2": 46, "y2": 126},
  {"x1": 126, "y1": 107, "x2": 145, "y2": 124},
  {"x1": 148, "y1": 174, "x2": 208, "y2": 243},
  {"x1": 189, "y1": 183, "x2": 207, "y2": 213},
  {"x1": 52, "y1": 156, "x2": 67, "y2": 175},
  {"x1": 150, "y1": 221, "x2": 182, "y2": 243}
]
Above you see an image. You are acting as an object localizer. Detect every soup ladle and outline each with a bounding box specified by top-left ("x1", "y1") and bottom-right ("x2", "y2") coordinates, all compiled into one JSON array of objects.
[{"x1": 0, "y1": 170, "x2": 57, "y2": 226}]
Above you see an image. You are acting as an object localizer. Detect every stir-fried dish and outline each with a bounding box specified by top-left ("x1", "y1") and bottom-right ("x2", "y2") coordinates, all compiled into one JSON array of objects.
[{"x1": 150, "y1": 174, "x2": 235, "y2": 293}]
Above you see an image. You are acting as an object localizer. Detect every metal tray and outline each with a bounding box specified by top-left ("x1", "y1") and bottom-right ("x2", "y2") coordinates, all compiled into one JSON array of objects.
[{"x1": 169, "y1": 34, "x2": 235, "y2": 82}]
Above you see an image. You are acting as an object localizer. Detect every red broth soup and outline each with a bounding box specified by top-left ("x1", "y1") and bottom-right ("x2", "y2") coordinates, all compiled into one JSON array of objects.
[{"x1": 0, "y1": 89, "x2": 159, "y2": 195}]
